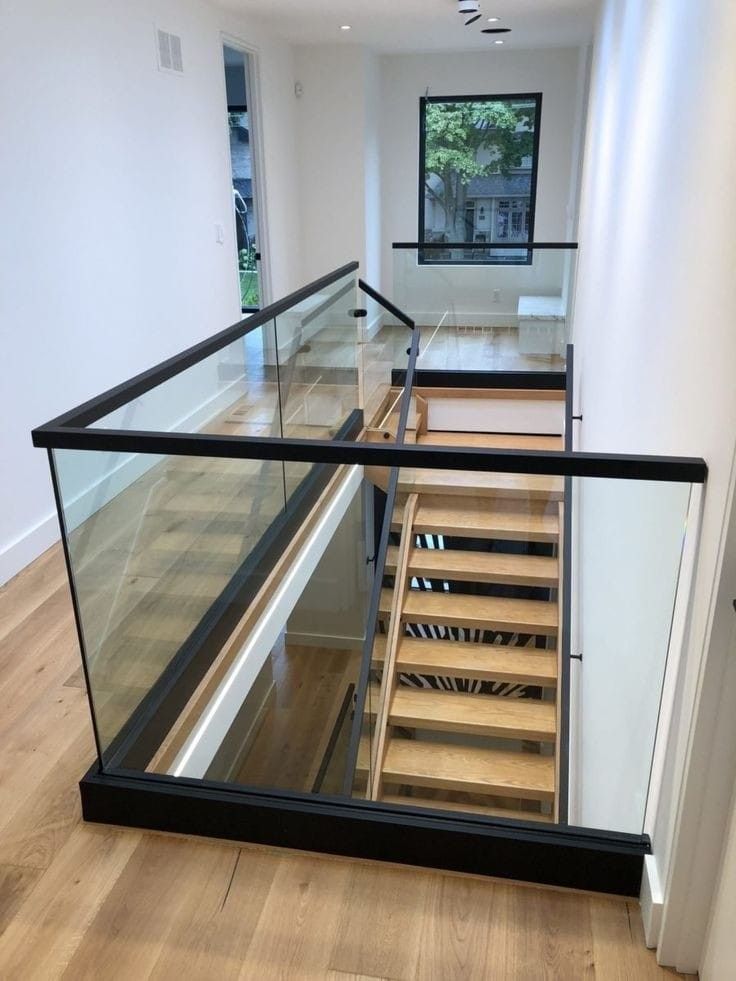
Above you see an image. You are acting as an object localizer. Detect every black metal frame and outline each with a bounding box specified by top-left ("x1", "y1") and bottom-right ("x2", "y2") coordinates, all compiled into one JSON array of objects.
[
  {"x1": 34, "y1": 431, "x2": 708, "y2": 484},
  {"x1": 392, "y1": 368, "x2": 566, "y2": 390},
  {"x1": 557, "y1": 344, "x2": 576, "y2": 824},
  {"x1": 32, "y1": 262, "x2": 708, "y2": 896},
  {"x1": 80, "y1": 763, "x2": 649, "y2": 896},
  {"x1": 393, "y1": 241, "x2": 578, "y2": 251},
  {"x1": 343, "y1": 323, "x2": 421, "y2": 794},
  {"x1": 418, "y1": 93, "x2": 543, "y2": 266}
]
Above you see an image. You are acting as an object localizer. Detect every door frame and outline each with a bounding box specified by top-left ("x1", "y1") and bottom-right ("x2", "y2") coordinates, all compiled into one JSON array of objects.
[{"x1": 221, "y1": 32, "x2": 272, "y2": 312}]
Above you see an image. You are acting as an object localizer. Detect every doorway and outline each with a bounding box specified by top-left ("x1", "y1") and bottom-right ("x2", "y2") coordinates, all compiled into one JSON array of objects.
[{"x1": 223, "y1": 44, "x2": 262, "y2": 313}]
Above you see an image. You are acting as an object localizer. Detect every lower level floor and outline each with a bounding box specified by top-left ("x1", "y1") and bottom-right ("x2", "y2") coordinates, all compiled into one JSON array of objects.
[{"x1": 0, "y1": 542, "x2": 686, "y2": 978}]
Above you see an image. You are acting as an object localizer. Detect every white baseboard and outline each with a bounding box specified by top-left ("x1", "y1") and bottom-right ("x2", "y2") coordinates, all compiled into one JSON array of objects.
[
  {"x1": 641, "y1": 854, "x2": 664, "y2": 949},
  {"x1": 0, "y1": 513, "x2": 60, "y2": 586}
]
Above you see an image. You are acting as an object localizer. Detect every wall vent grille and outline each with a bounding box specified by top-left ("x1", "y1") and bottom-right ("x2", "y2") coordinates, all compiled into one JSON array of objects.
[{"x1": 157, "y1": 29, "x2": 183, "y2": 74}]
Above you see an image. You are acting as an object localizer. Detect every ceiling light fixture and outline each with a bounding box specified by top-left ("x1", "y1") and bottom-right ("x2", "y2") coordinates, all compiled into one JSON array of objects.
[
  {"x1": 495, "y1": 39, "x2": 504, "y2": 44},
  {"x1": 487, "y1": 16, "x2": 499, "y2": 22},
  {"x1": 458, "y1": 1, "x2": 481, "y2": 27},
  {"x1": 340, "y1": 24, "x2": 351, "y2": 31}
]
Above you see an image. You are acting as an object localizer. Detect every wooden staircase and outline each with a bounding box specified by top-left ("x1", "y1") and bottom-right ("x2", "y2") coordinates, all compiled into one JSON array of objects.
[{"x1": 363, "y1": 432, "x2": 564, "y2": 823}]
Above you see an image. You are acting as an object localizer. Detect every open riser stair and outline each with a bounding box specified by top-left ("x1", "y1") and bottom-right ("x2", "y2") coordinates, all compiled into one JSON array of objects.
[{"x1": 362, "y1": 422, "x2": 564, "y2": 824}]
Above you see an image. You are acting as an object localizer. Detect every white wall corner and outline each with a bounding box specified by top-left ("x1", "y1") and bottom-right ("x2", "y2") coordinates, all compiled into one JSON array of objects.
[
  {"x1": 0, "y1": 514, "x2": 60, "y2": 587},
  {"x1": 364, "y1": 310, "x2": 384, "y2": 342},
  {"x1": 641, "y1": 854, "x2": 664, "y2": 949}
]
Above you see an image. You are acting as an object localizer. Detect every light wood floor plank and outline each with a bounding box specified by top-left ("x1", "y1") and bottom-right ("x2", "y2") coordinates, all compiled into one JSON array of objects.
[
  {"x1": 328, "y1": 863, "x2": 430, "y2": 980},
  {"x1": 0, "y1": 825, "x2": 141, "y2": 978},
  {"x1": 242, "y1": 853, "x2": 352, "y2": 979}
]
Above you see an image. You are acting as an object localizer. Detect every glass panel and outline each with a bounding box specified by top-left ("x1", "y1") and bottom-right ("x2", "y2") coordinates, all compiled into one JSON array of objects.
[
  {"x1": 573, "y1": 476, "x2": 691, "y2": 834},
  {"x1": 276, "y1": 272, "x2": 360, "y2": 441},
  {"x1": 93, "y1": 321, "x2": 281, "y2": 439},
  {"x1": 116, "y1": 461, "x2": 376, "y2": 797},
  {"x1": 49, "y1": 428, "x2": 692, "y2": 836},
  {"x1": 393, "y1": 246, "x2": 577, "y2": 372},
  {"x1": 201, "y1": 475, "x2": 371, "y2": 794},
  {"x1": 358, "y1": 295, "x2": 413, "y2": 441},
  {"x1": 52, "y1": 448, "x2": 289, "y2": 763},
  {"x1": 360, "y1": 459, "x2": 690, "y2": 835}
]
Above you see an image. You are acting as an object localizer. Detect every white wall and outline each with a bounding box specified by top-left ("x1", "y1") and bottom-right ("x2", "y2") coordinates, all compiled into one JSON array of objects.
[
  {"x1": 0, "y1": 0, "x2": 302, "y2": 585},
  {"x1": 293, "y1": 45, "x2": 383, "y2": 289},
  {"x1": 572, "y1": 0, "x2": 736, "y2": 970},
  {"x1": 379, "y1": 48, "x2": 587, "y2": 295},
  {"x1": 701, "y1": 768, "x2": 736, "y2": 979},
  {"x1": 574, "y1": 478, "x2": 690, "y2": 834},
  {"x1": 292, "y1": 44, "x2": 586, "y2": 307}
]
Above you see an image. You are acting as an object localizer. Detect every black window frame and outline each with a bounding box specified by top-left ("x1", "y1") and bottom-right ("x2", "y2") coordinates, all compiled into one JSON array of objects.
[{"x1": 418, "y1": 92, "x2": 543, "y2": 266}]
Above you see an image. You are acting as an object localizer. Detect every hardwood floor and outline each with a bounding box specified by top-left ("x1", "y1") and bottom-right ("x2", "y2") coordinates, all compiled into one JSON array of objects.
[
  {"x1": 0, "y1": 543, "x2": 687, "y2": 978},
  {"x1": 230, "y1": 641, "x2": 360, "y2": 793},
  {"x1": 415, "y1": 324, "x2": 566, "y2": 373}
]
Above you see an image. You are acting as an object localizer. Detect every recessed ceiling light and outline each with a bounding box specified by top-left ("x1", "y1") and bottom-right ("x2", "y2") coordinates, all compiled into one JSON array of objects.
[
  {"x1": 340, "y1": 24, "x2": 351, "y2": 31},
  {"x1": 488, "y1": 16, "x2": 499, "y2": 22},
  {"x1": 495, "y1": 39, "x2": 504, "y2": 44}
]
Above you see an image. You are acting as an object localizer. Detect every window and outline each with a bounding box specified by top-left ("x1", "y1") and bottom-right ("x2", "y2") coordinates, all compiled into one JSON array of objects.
[{"x1": 419, "y1": 93, "x2": 541, "y2": 264}]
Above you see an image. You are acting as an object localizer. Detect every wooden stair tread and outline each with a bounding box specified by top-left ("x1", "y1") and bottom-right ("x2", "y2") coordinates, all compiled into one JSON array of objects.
[
  {"x1": 379, "y1": 589, "x2": 558, "y2": 635},
  {"x1": 389, "y1": 686, "x2": 556, "y2": 741},
  {"x1": 382, "y1": 738, "x2": 555, "y2": 801},
  {"x1": 379, "y1": 793, "x2": 553, "y2": 823},
  {"x1": 387, "y1": 545, "x2": 558, "y2": 587},
  {"x1": 395, "y1": 470, "x2": 563, "y2": 501},
  {"x1": 418, "y1": 432, "x2": 563, "y2": 451},
  {"x1": 412, "y1": 388, "x2": 565, "y2": 402},
  {"x1": 373, "y1": 636, "x2": 557, "y2": 686},
  {"x1": 393, "y1": 497, "x2": 559, "y2": 543}
]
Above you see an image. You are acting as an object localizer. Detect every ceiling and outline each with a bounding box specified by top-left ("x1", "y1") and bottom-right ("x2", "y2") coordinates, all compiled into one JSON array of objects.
[{"x1": 221, "y1": 0, "x2": 598, "y2": 53}]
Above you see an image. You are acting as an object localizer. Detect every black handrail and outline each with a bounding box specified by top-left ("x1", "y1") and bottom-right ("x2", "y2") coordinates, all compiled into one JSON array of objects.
[
  {"x1": 393, "y1": 241, "x2": 578, "y2": 250},
  {"x1": 342, "y1": 324, "x2": 422, "y2": 795},
  {"x1": 358, "y1": 278, "x2": 416, "y2": 331},
  {"x1": 35, "y1": 261, "x2": 360, "y2": 431},
  {"x1": 32, "y1": 426, "x2": 707, "y2": 484}
]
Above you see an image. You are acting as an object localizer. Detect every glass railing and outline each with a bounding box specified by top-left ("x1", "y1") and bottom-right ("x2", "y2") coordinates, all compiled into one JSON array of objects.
[
  {"x1": 392, "y1": 241, "x2": 577, "y2": 373},
  {"x1": 36, "y1": 263, "x2": 418, "y2": 771},
  {"x1": 352, "y1": 457, "x2": 695, "y2": 835},
  {"x1": 32, "y1": 259, "x2": 706, "y2": 883}
]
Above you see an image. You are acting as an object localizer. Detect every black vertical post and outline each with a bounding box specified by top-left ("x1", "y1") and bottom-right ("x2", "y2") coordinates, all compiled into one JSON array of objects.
[{"x1": 558, "y1": 344, "x2": 575, "y2": 824}]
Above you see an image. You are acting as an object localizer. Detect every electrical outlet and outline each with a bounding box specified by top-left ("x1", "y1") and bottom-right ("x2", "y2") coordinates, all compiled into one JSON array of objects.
[{"x1": 492, "y1": 288, "x2": 501, "y2": 303}]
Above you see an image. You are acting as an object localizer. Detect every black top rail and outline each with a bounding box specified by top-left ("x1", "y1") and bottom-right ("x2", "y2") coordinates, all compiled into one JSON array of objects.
[
  {"x1": 358, "y1": 278, "x2": 415, "y2": 331},
  {"x1": 31, "y1": 426, "x2": 707, "y2": 484},
  {"x1": 393, "y1": 241, "x2": 578, "y2": 250},
  {"x1": 33, "y1": 261, "x2": 359, "y2": 432}
]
